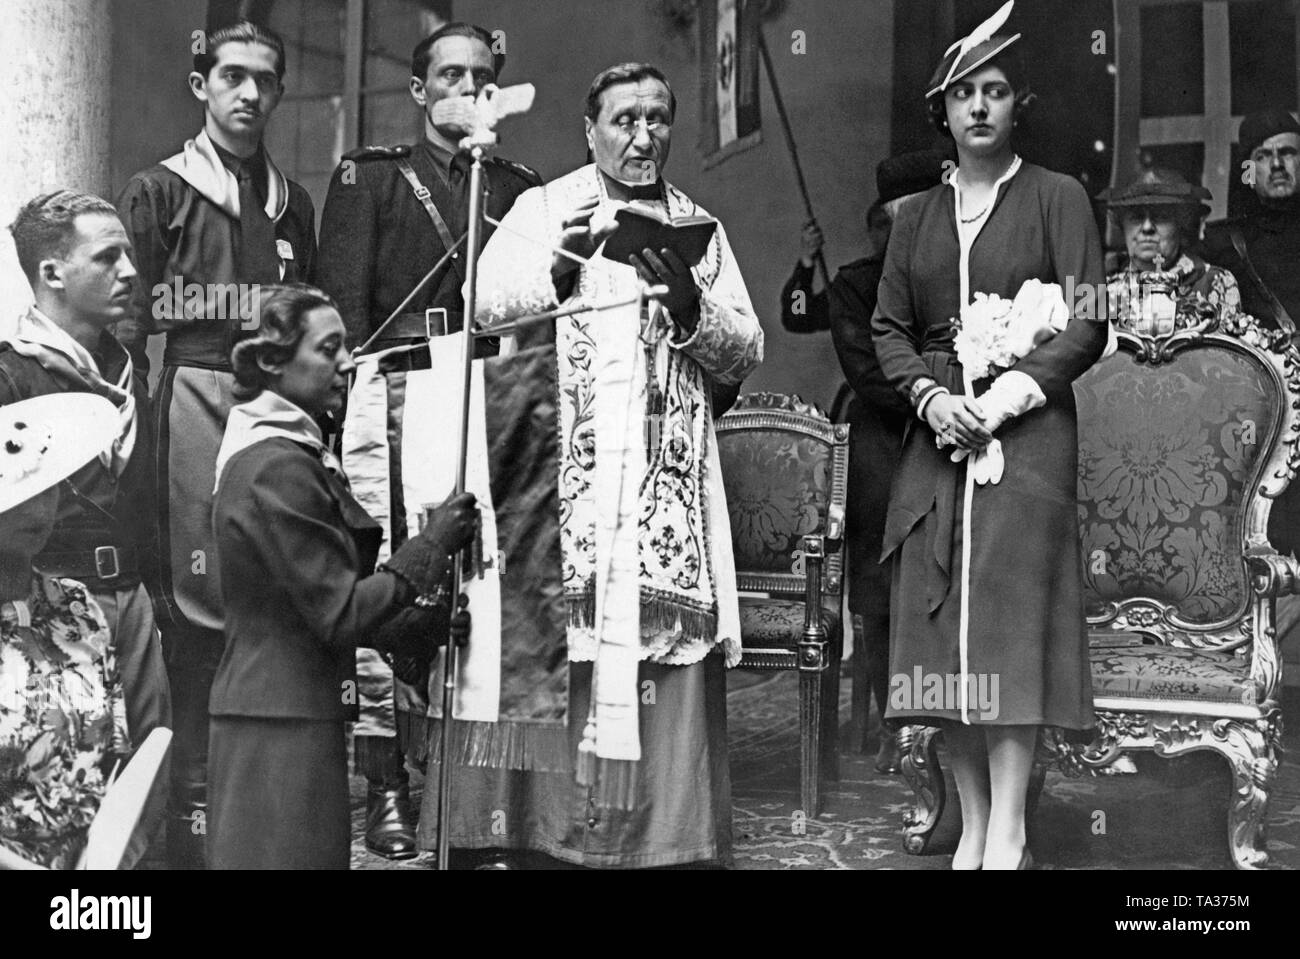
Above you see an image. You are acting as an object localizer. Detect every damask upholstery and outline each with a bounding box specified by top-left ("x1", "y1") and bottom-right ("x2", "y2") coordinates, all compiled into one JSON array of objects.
[
  {"x1": 720, "y1": 429, "x2": 833, "y2": 578},
  {"x1": 716, "y1": 392, "x2": 849, "y2": 816},
  {"x1": 1075, "y1": 347, "x2": 1272, "y2": 625},
  {"x1": 738, "y1": 596, "x2": 842, "y2": 645},
  {"x1": 1090, "y1": 643, "x2": 1257, "y2": 705}
]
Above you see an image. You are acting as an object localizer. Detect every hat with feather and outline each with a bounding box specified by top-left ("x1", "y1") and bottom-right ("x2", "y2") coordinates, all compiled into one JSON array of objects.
[{"x1": 926, "y1": 1, "x2": 1021, "y2": 100}]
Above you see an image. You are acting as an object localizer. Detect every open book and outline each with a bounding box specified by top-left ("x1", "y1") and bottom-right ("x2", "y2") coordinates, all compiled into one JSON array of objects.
[{"x1": 602, "y1": 205, "x2": 718, "y2": 269}]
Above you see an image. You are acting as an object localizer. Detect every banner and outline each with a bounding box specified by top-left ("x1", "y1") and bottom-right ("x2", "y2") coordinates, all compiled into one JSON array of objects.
[
  {"x1": 342, "y1": 340, "x2": 569, "y2": 771},
  {"x1": 700, "y1": 0, "x2": 763, "y2": 168}
]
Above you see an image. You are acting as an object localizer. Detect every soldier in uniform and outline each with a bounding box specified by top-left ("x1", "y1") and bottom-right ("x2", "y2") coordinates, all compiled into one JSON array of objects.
[
  {"x1": 1202, "y1": 110, "x2": 1300, "y2": 561},
  {"x1": 314, "y1": 20, "x2": 540, "y2": 861},
  {"x1": 1202, "y1": 109, "x2": 1300, "y2": 336},
  {"x1": 115, "y1": 19, "x2": 316, "y2": 867},
  {"x1": 1201, "y1": 109, "x2": 1300, "y2": 651}
]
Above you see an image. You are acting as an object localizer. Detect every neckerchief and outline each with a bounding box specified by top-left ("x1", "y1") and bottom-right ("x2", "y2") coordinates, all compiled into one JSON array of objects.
[
  {"x1": 161, "y1": 129, "x2": 289, "y2": 225},
  {"x1": 5, "y1": 308, "x2": 137, "y2": 477},
  {"x1": 214, "y1": 389, "x2": 342, "y2": 493}
]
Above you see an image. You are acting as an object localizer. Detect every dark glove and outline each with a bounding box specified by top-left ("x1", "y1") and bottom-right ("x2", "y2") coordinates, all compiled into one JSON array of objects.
[
  {"x1": 372, "y1": 596, "x2": 472, "y2": 689},
  {"x1": 372, "y1": 605, "x2": 448, "y2": 688},
  {"x1": 381, "y1": 492, "x2": 478, "y2": 597},
  {"x1": 449, "y1": 594, "x2": 470, "y2": 648}
]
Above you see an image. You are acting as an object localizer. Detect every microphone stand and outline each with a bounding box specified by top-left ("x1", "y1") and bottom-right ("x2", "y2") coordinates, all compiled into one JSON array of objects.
[
  {"x1": 427, "y1": 82, "x2": 661, "y2": 869},
  {"x1": 436, "y1": 141, "x2": 488, "y2": 872}
]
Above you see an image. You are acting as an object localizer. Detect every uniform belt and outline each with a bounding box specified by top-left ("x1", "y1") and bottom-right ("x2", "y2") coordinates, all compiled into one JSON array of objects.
[
  {"x1": 366, "y1": 309, "x2": 465, "y2": 347},
  {"x1": 34, "y1": 545, "x2": 141, "y2": 586},
  {"x1": 163, "y1": 325, "x2": 240, "y2": 371}
]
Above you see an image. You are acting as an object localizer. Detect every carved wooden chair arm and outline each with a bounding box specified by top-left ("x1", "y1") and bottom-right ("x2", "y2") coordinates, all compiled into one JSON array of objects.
[{"x1": 1248, "y1": 553, "x2": 1300, "y2": 599}]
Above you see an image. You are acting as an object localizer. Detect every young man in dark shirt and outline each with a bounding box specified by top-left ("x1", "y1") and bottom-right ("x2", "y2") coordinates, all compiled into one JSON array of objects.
[{"x1": 115, "y1": 19, "x2": 316, "y2": 867}]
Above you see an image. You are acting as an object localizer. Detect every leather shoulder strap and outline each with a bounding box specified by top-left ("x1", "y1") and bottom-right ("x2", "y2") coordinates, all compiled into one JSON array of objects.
[
  {"x1": 395, "y1": 157, "x2": 465, "y2": 285},
  {"x1": 1229, "y1": 224, "x2": 1296, "y2": 336}
]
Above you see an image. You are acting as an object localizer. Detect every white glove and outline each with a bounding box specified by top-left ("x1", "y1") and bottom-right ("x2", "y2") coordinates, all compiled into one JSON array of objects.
[
  {"x1": 948, "y1": 371, "x2": 1042, "y2": 485},
  {"x1": 952, "y1": 439, "x2": 1005, "y2": 485},
  {"x1": 972, "y1": 370, "x2": 1045, "y2": 431}
]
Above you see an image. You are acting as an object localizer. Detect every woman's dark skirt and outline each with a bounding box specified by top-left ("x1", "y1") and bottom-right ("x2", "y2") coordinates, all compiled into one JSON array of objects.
[{"x1": 208, "y1": 716, "x2": 351, "y2": 869}]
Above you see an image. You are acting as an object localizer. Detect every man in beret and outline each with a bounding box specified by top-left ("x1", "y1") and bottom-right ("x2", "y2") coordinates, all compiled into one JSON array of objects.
[
  {"x1": 1202, "y1": 111, "x2": 1300, "y2": 662},
  {"x1": 829, "y1": 149, "x2": 949, "y2": 772},
  {"x1": 313, "y1": 20, "x2": 540, "y2": 862},
  {"x1": 1201, "y1": 109, "x2": 1300, "y2": 333}
]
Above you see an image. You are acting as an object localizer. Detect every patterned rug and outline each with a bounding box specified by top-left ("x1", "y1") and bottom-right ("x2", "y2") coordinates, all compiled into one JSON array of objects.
[
  {"x1": 726, "y1": 672, "x2": 1300, "y2": 871},
  {"x1": 350, "y1": 672, "x2": 1299, "y2": 870}
]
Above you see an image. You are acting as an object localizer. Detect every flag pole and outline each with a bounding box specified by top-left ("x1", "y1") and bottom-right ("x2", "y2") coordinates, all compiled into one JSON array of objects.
[
  {"x1": 756, "y1": 25, "x2": 831, "y2": 291},
  {"x1": 435, "y1": 143, "x2": 487, "y2": 872}
]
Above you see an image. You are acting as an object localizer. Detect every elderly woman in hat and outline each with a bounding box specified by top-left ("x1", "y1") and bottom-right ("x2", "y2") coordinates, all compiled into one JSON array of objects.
[
  {"x1": 0, "y1": 396, "x2": 128, "y2": 869},
  {"x1": 871, "y1": 0, "x2": 1109, "y2": 869},
  {"x1": 1101, "y1": 169, "x2": 1242, "y2": 334}
]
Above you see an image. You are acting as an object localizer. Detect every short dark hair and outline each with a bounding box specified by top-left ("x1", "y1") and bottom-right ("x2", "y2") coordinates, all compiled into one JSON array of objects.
[
  {"x1": 231, "y1": 284, "x2": 338, "y2": 401},
  {"x1": 927, "y1": 49, "x2": 1034, "y2": 136},
  {"x1": 411, "y1": 22, "x2": 503, "y2": 81},
  {"x1": 194, "y1": 20, "x2": 287, "y2": 80},
  {"x1": 9, "y1": 190, "x2": 119, "y2": 282},
  {"x1": 584, "y1": 62, "x2": 677, "y2": 122}
]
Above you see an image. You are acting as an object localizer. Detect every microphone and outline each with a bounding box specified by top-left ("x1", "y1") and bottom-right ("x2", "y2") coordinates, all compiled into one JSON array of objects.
[{"x1": 429, "y1": 84, "x2": 536, "y2": 152}]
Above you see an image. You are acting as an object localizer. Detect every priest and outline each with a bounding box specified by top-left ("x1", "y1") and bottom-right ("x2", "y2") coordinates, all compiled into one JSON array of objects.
[{"x1": 421, "y1": 62, "x2": 762, "y2": 868}]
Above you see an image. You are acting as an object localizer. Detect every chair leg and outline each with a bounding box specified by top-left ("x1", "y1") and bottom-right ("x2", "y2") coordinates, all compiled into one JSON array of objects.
[
  {"x1": 900, "y1": 724, "x2": 944, "y2": 855},
  {"x1": 799, "y1": 665, "x2": 824, "y2": 817},
  {"x1": 1194, "y1": 716, "x2": 1278, "y2": 870}
]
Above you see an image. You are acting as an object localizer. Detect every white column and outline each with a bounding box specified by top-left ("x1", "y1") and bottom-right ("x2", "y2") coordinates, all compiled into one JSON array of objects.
[{"x1": 0, "y1": 0, "x2": 112, "y2": 334}]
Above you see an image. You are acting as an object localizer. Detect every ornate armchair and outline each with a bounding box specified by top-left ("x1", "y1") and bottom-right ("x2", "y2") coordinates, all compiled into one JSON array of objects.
[
  {"x1": 716, "y1": 392, "x2": 849, "y2": 816},
  {"x1": 899, "y1": 311, "x2": 1298, "y2": 869}
]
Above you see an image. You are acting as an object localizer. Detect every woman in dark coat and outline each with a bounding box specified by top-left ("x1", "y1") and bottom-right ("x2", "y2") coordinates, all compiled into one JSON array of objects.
[
  {"x1": 871, "y1": 11, "x2": 1109, "y2": 870},
  {"x1": 207, "y1": 284, "x2": 477, "y2": 869}
]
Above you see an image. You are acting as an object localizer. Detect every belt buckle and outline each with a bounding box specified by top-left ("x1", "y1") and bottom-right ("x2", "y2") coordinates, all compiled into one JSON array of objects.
[
  {"x1": 424, "y1": 308, "x2": 448, "y2": 338},
  {"x1": 94, "y1": 546, "x2": 120, "y2": 580},
  {"x1": 414, "y1": 185, "x2": 432, "y2": 202}
]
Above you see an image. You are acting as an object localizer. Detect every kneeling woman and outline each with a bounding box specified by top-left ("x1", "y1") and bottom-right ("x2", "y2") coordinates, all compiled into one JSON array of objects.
[{"x1": 208, "y1": 284, "x2": 476, "y2": 869}]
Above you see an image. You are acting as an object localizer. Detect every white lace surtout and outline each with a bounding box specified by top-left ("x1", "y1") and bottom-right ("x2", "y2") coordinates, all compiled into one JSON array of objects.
[{"x1": 470, "y1": 163, "x2": 763, "y2": 668}]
